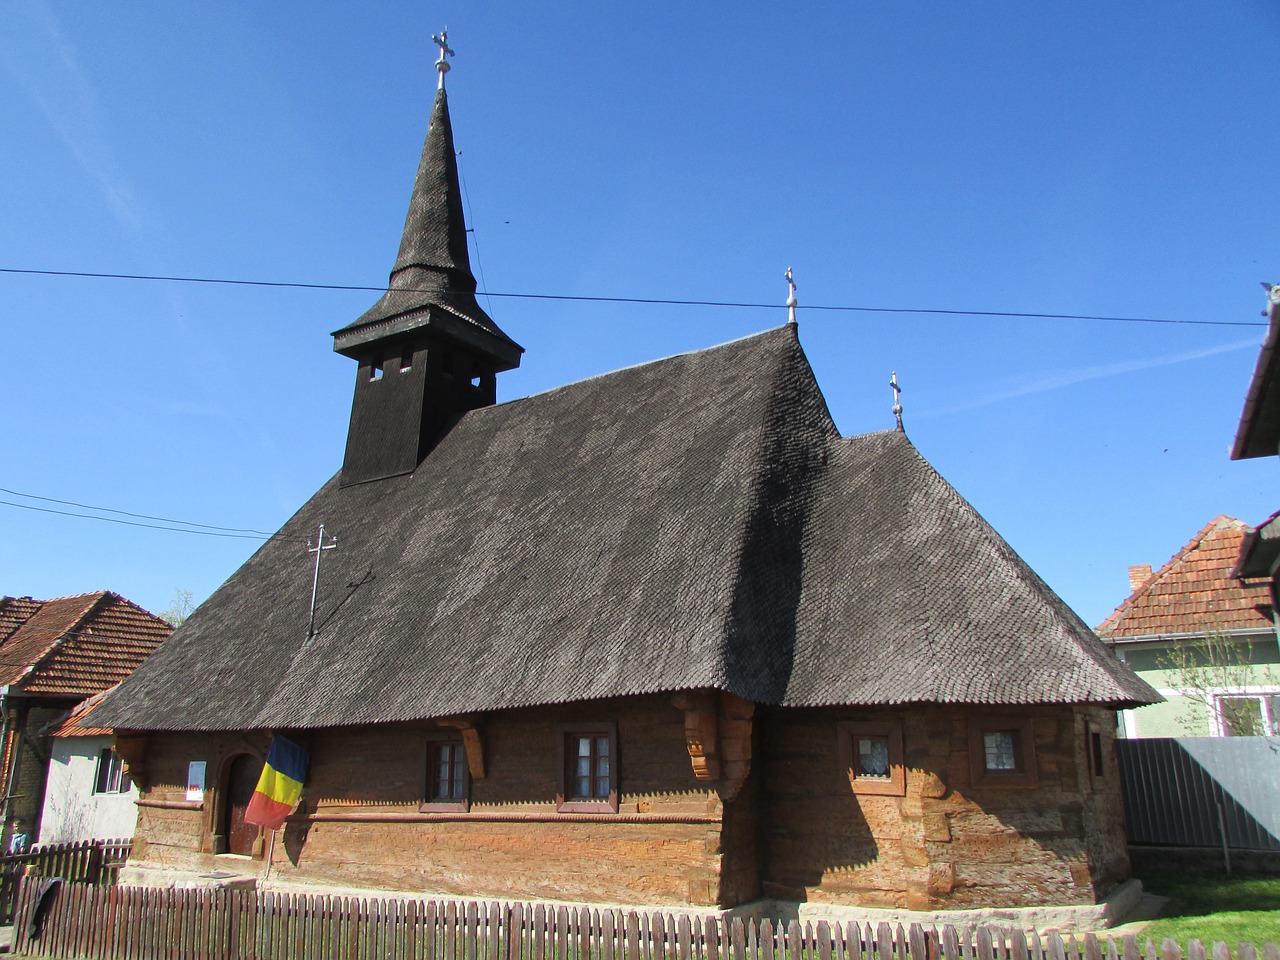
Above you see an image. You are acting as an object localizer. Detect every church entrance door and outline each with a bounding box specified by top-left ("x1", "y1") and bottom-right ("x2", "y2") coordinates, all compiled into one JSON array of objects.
[{"x1": 223, "y1": 754, "x2": 262, "y2": 856}]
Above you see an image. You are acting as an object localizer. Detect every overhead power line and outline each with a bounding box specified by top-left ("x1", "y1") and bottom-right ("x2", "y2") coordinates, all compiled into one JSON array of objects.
[
  {"x1": 0, "y1": 486, "x2": 277, "y2": 536},
  {"x1": 0, "y1": 491, "x2": 303, "y2": 544},
  {"x1": 0, "y1": 267, "x2": 1264, "y2": 328}
]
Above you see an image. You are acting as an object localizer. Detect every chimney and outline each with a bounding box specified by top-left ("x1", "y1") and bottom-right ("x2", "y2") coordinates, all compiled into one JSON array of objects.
[{"x1": 1128, "y1": 564, "x2": 1153, "y2": 594}]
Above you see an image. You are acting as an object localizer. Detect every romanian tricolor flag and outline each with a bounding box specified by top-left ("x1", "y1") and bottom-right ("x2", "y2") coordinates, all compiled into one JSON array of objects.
[{"x1": 244, "y1": 736, "x2": 309, "y2": 830}]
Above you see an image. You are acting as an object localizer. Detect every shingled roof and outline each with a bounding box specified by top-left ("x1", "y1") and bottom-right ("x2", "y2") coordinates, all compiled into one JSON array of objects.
[
  {"x1": 0, "y1": 592, "x2": 171, "y2": 697},
  {"x1": 95, "y1": 326, "x2": 1156, "y2": 733},
  {"x1": 1095, "y1": 516, "x2": 1273, "y2": 640},
  {"x1": 1232, "y1": 286, "x2": 1280, "y2": 460}
]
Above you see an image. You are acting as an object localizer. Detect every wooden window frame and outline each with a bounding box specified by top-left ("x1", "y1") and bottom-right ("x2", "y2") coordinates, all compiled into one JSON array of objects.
[
  {"x1": 94, "y1": 747, "x2": 127, "y2": 795},
  {"x1": 968, "y1": 717, "x2": 1038, "y2": 789},
  {"x1": 837, "y1": 720, "x2": 905, "y2": 796},
  {"x1": 420, "y1": 731, "x2": 470, "y2": 813},
  {"x1": 556, "y1": 722, "x2": 618, "y2": 813}
]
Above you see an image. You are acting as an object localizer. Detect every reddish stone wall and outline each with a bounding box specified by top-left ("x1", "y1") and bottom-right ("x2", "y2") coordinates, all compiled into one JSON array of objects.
[
  {"x1": 130, "y1": 695, "x2": 735, "y2": 906},
  {"x1": 757, "y1": 704, "x2": 1131, "y2": 910}
]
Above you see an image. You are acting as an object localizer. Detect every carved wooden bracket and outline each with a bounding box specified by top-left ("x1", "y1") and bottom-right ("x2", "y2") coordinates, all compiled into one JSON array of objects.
[
  {"x1": 113, "y1": 734, "x2": 148, "y2": 790},
  {"x1": 672, "y1": 691, "x2": 754, "y2": 801},
  {"x1": 437, "y1": 718, "x2": 485, "y2": 780},
  {"x1": 672, "y1": 691, "x2": 720, "y2": 781}
]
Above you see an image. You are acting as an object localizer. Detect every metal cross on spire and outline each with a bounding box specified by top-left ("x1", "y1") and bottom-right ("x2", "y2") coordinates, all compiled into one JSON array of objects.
[
  {"x1": 433, "y1": 28, "x2": 455, "y2": 89},
  {"x1": 889, "y1": 372, "x2": 904, "y2": 431},
  {"x1": 785, "y1": 267, "x2": 798, "y2": 324},
  {"x1": 306, "y1": 523, "x2": 338, "y2": 642}
]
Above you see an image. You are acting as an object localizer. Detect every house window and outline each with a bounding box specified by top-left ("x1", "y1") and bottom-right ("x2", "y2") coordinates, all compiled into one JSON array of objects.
[
  {"x1": 968, "y1": 717, "x2": 1038, "y2": 788},
  {"x1": 421, "y1": 733, "x2": 469, "y2": 812},
  {"x1": 984, "y1": 730, "x2": 1021, "y2": 772},
  {"x1": 94, "y1": 748, "x2": 127, "y2": 795},
  {"x1": 556, "y1": 723, "x2": 618, "y2": 813},
  {"x1": 837, "y1": 720, "x2": 905, "y2": 796},
  {"x1": 399, "y1": 348, "x2": 413, "y2": 373},
  {"x1": 369, "y1": 358, "x2": 384, "y2": 381},
  {"x1": 1214, "y1": 694, "x2": 1280, "y2": 737}
]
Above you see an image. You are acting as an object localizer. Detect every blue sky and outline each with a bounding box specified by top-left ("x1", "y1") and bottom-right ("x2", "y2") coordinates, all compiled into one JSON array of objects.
[{"x1": 1, "y1": 1, "x2": 1276, "y2": 628}]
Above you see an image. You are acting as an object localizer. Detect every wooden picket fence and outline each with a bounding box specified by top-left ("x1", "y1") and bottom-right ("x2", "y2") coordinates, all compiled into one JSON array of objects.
[
  {"x1": 0, "y1": 839, "x2": 130, "y2": 925},
  {"x1": 11, "y1": 882, "x2": 1280, "y2": 960}
]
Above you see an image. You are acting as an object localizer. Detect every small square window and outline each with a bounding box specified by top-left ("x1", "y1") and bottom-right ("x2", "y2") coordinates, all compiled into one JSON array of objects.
[
  {"x1": 837, "y1": 721, "x2": 905, "y2": 796},
  {"x1": 983, "y1": 730, "x2": 1021, "y2": 772},
  {"x1": 420, "y1": 733, "x2": 469, "y2": 812},
  {"x1": 556, "y1": 723, "x2": 618, "y2": 813},
  {"x1": 94, "y1": 748, "x2": 127, "y2": 795},
  {"x1": 968, "y1": 717, "x2": 1037, "y2": 788}
]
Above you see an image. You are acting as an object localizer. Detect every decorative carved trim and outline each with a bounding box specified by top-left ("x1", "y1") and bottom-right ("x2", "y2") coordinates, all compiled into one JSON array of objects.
[
  {"x1": 671, "y1": 690, "x2": 754, "y2": 801},
  {"x1": 292, "y1": 810, "x2": 720, "y2": 825},
  {"x1": 671, "y1": 691, "x2": 720, "y2": 780}
]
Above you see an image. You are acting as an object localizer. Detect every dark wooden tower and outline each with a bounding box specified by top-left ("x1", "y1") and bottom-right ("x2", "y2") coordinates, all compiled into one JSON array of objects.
[{"x1": 332, "y1": 87, "x2": 523, "y2": 486}]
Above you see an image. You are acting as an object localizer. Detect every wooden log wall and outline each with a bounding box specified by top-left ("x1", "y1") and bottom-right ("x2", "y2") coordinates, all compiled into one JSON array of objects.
[{"x1": 11, "y1": 881, "x2": 1280, "y2": 960}]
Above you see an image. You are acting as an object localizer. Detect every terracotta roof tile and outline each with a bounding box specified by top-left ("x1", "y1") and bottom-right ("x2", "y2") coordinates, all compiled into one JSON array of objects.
[
  {"x1": 42, "y1": 687, "x2": 116, "y2": 738},
  {"x1": 1095, "y1": 516, "x2": 1273, "y2": 639},
  {"x1": 0, "y1": 592, "x2": 172, "y2": 697}
]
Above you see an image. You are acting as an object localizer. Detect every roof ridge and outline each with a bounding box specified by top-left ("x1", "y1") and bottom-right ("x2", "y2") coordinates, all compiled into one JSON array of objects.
[
  {"x1": 719, "y1": 328, "x2": 839, "y2": 702},
  {"x1": 1096, "y1": 516, "x2": 1249, "y2": 634},
  {"x1": 493, "y1": 326, "x2": 797, "y2": 411},
  {"x1": 19, "y1": 591, "x2": 113, "y2": 685}
]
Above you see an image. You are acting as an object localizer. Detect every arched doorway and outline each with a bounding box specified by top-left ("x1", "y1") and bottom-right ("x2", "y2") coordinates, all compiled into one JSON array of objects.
[{"x1": 222, "y1": 754, "x2": 262, "y2": 856}]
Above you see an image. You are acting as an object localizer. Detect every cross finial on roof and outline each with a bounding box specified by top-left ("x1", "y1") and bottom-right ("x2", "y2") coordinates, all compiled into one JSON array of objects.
[
  {"x1": 1262, "y1": 281, "x2": 1280, "y2": 318},
  {"x1": 306, "y1": 523, "x2": 338, "y2": 642},
  {"x1": 433, "y1": 29, "x2": 455, "y2": 90},
  {"x1": 785, "y1": 267, "x2": 798, "y2": 325},
  {"x1": 890, "y1": 371, "x2": 904, "y2": 431}
]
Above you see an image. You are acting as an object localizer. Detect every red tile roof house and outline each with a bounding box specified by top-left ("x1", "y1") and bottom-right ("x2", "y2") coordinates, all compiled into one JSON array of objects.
[
  {"x1": 1095, "y1": 516, "x2": 1279, "y2": 738},
  {"x1": 94, "y1": 61, "x2": 1159, "y2": 930},
  {"x1": 0, "y1": 592, "x2": 172, "y2": 850}
]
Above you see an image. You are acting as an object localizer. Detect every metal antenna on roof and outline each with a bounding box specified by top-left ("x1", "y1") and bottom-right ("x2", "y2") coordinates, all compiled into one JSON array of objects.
[
  {"x1": 306, "y1": 523, "x2": 337, "y2": 642},
  {"x1": 890, "y1": 372, "x2": 904, "y2": 431},
  {"x1": 433, "y1": 28, "x2": 454, "y2": 90},
  {"x1": 785, "y1": 267, "x2": 797, "y2": 324}
]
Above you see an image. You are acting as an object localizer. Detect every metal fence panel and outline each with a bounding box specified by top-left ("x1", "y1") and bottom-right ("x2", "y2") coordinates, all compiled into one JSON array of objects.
[{"x1": 1115, "y1": 737, "x2": 1280, "y2": 851}]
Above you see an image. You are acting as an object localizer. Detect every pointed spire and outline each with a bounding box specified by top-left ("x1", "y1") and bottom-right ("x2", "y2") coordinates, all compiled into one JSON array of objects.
[
  {"x1": 390, "y1": 88, "x2": 473, "y2": 285},
  {"x1": 333, "y1": 41, "x2": 521, "y2": 370}
]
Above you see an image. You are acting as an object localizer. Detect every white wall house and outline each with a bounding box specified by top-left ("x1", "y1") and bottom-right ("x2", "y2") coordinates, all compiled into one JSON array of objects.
[{"x1": 36, "y1": 692, "x2": 139, "y2": 844}]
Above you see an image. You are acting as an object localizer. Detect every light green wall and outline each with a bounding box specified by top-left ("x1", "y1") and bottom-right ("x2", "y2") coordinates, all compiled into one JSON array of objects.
[{"x1": 1116, "y1": 633, "x2": 1280, "y2": 738}]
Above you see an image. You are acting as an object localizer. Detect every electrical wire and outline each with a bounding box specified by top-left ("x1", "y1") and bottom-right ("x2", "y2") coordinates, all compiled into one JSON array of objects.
[
  {"x1": 0, "y1": 267, "x2": 1263, "y2": 328},
  {"x1": 0, "y1": 498, "x2": 303, "y2": 543},
  {"x1": 0, "y1": 486, "x2": 278, "y2": 536}
]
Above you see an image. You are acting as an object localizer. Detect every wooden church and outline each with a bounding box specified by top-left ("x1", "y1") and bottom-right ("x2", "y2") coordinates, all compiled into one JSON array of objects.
[{"x1": 95, "y1": 44, "x2": 1158, "y2": 918}]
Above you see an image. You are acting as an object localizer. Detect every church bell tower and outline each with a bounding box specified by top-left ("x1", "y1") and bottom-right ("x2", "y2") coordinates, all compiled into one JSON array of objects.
[{"x1": 332, "y1": 32, "x2": 523, "y2": 486}]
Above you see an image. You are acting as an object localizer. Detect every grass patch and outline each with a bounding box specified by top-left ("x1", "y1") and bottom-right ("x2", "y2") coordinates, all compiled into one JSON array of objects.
[{"x1": 1134, "y1": 868, "x2": 1280, "y2": 948}]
